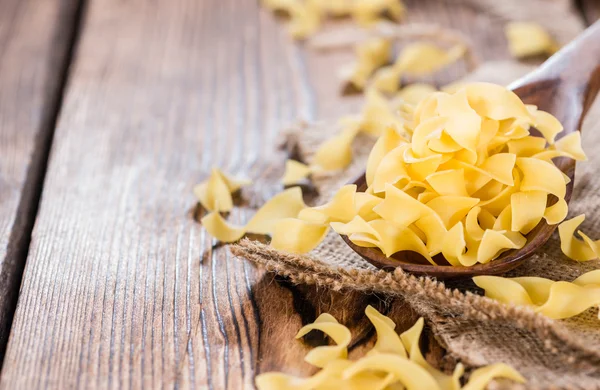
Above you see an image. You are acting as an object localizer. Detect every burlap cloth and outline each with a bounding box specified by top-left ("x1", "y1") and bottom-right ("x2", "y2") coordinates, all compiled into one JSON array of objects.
[{"x1": 231, "y1": 2, "x2": 600, "y2": 389}]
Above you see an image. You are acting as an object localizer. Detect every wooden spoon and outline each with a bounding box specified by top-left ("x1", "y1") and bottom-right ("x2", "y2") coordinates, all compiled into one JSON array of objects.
[{"x1": 342, "y1": 21, "x2": 600, "y2": 280}]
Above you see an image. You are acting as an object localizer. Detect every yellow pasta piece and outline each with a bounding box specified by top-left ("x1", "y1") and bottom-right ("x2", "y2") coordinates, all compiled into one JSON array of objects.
[
  {"x1": 256, "y1": 358, "x2": 397, "y2": 390},
  {"x1": 331, "y1": 215, "x2": 379, "y2": 239},
  {"x1": 370, "y1": 144, "x2": 411, "y2": 193},
  {"x1": 465, "y1": 83, "x2": 531, "y2": 121},
  {"x1": 365, "y1": 126, "x2": 407, "y2": 186},
  {"x1": 371, "y1": 65, "x2": 402, "y2": 94},
  {"x1": 287, "y1": 1, "x2": 322, "y2": 40},
  {"x1": 201, "y1": 212, "x2": 246, "y2": 243},
  {"x1": 364, "y1": 305, "x2": 407, "y2": 358},
  {"x1": 543, "y1": 198, "x2": 568, "y2": 225},
  {"x1": 426, "y1": 169, "x2": 469, "y2": 197},
  {"x1": 411, "y1": 116, "x2": 448, "y2": 156},
  {"x1": 299, "y1": 184, "x2": 358, "y2": 223},
  {"x1": 270, "y1": 218, "x2": 329, "y2": 253},
  {"x1": 245, "y1": 187, "x2": 306, "y2": 234},
  {"x1": 465, "y1": 207, "x2": 487, "y2": 241},
  {"x1": 320, "y1": 0, "x2": 353, "y2": 16},
  {"x1": 372, "y1": 43, "x2": 464, "y2": 94},
  {"x1": 361, "y1": 88, "x2": 404, "y2": 136},
  {"x1": 558, "y1": 215, "x2": 600, "y2": 261},
  {"x1": 461, "y1": 363, "x2": 526, "y2": 390},
  {"x1": 510, "y1": 191, "x2": 547, "y2": 234},
  {"x1": 478, "y1": 153, "x2": 517, "y2": 186},
  {"x1": 534, "y1": 132, "x2": 588, "y2": 162},
  {"x1": 397, "y1": 42, "x2": 466, "y2": 75},
  {"x1": 531, "y1": 109, "x2": 563, "y2": 144},
  {"x1": 477, "y1": 174, "x2": 520, "y2": 216},
  {"x1": 507, "y1": 136, "x2": 547, "y2": 157},
  {"x1": 426, "y1": 196, "x2": 480, "y2": 229},
  {"x1": 282, "y1": 160, "x2": 312, "y2": 185},
  {"x1": 351, "y1": 0, "x2": 406, "y2": 27},
  {"x1": 354, "y1": 192, "x2": 383, "y2": 221},
  {"x1": 553, "y1": 131, "x2": 586, "y2": 160},
  {"x1": 476, "y1": 229, "x2": 526, "y2": 264},
  {"x1": 505, "y1": 22, "x2": 558, "y2": 58},
  {"x1": 436, "y1": 89, "x2": 481, "y2": 152},
  {"x1": 344, "y1": 38, "x2": 391, "y2": 90},
  {"x1": 373, "y1": 183, "x2": 435, "y2": 227},
  {"x1": 261, "y1": 0, "x2": 299, "y2": 13},
  {"x1": 415, "y1": 214, "x2": 448, "y2": 256},
  {"x1": 395, "y1": 83, "x2": 437, "y2": 106},
  {"x1": 219, "y1": 171, "x2": 251, "y2": 192},
  {"x1": 405, "y1": 154, "x2": 445, "y2": 182},
  {"x1": 516, "y1": 157, "x2": 566, "y2": 199},
  {"x1": 354, "y1": 219, "x2": 434, "y2": 263},
  {"x1": 474, "y1": 271, "x2": 600, "y2": 319},
  {"x1": 401, "y1": 317, "x2": 463, "y2": 390},
  {"x1": 442, "y1": 222, "x2": 479, "y2": 267},
  {"x1": 441, "y1": 80, "x2": 469, "y2": 94},
  {"x1": 344, "y1": 353, "x2": 441, "y2": 390},
  {"x1": 296, "y1": 313, "x2": 351, "y2": 368},
  {"x1": 193, "y1": 168, "x2": 235, "y2": 212},
  {"x1": 312, "y1": 124, "x2": 360, "y2": 170}
]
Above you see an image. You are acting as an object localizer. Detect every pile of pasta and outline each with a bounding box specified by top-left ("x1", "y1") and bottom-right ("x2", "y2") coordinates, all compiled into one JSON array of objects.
[
  {"x1": 262, "y1": 0, "x2": 405, "y2": 39},
  {"x1": 269, "y1": 82, "x2": 587, "y2": 266},
  {"x1": 474, "y1": 270, "x2": 600, "y2": 319},
  {"x1": 256, "y1": 305, "x2": 525, "y2": 389}
]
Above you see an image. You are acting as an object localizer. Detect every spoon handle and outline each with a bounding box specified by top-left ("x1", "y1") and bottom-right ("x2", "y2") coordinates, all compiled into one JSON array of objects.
[{"x1": 510, "y1": 20, "x2": 600, "y2": 135}]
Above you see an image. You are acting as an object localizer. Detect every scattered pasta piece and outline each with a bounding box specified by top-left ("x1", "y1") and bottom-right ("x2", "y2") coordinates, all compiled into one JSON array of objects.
[
  {"x1": 474, "y1": 269, "x2": 600, "y2": 319},
  {"x1": 312, "y1": 124, "x2": 361, "y2": 170},
  {"x1": 505, "y1": 22, "x2": 559, "y2": 59},
  {"x1": 297, "y1": 89, "x2": 404, "y2": 175},
  {"x1": 245, "y1": 187, "x2": 307, "y2": 234},
  {"x1": 193, "y1": 168, "x2": 251, "y2": 212},
  {"x1": 201, "y1": 187, "x2": 307, "y2": 243},
  {"x1": 558, "y1": 214, "x2": 600, "y2": 261},
  {"x1": 256, "y1": 306, "x2": 525, "y2": 389},
  {"x1": 394, "y1": 83, "x2": 437, "y2": 106},
  {"x1": 201, "y1": 212, "x2": 246, "y2": 243},
  {"x1": 342, "y1": 38, "x2": 391, "y2": 90},
  {"x1": 282, "y1": 160, "x2": 313, "y2": 185},
  {"x1": 287, "y1": 1, "x2": 322, "y2": 40},
  {"x1": 261, "y1": 0, "x2": 405, "y2": 40},
  {"x1": 296, "y1": 313, "x2": 351, "y2": 367},
  {"x1": 352, "y1": 0, "x2": 406, "y2": 27},
  {"x1": 372, "y1": 42, "x2": 466, "y2": 93},
  {"x1": 270, "y1": 218, "x2": 330, "y2": 253}
]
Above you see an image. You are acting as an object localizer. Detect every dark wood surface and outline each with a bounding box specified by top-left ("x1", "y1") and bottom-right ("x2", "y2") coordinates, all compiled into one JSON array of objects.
[
  {"x1": 0, "y1": 0, "x2": 596, "y2": 389},
  {"x1": 0, "y1": 0, "x2": 80, "y2": 362}
]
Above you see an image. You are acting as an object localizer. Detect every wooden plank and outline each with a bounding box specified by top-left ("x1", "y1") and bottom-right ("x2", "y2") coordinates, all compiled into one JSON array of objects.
[
  {"x1": 0, "y1": 0, "x2": 570, "y2": 389},
  {"x1": 0, "y1": 0, "x2": 81, "y2": 362}
]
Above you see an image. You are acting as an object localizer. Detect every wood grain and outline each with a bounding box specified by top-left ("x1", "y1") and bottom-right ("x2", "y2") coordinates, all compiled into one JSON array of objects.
[
  {"x1": 0, "y1": 0, "x2": 80, "y2": 363},
  {"x1": 0, "y1": 0, "x2": 589, "y2": 389}
]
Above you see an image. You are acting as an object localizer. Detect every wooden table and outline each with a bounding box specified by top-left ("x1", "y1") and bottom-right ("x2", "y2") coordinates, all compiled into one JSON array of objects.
[{"x1": 0, "y1": 0, "x2": 598, "y2": 388}]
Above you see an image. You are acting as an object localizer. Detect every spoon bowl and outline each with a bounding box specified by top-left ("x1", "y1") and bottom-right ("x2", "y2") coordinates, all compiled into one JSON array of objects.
[{"x1": 343, "y1": 21, "x2": 600, "y2": 280}]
